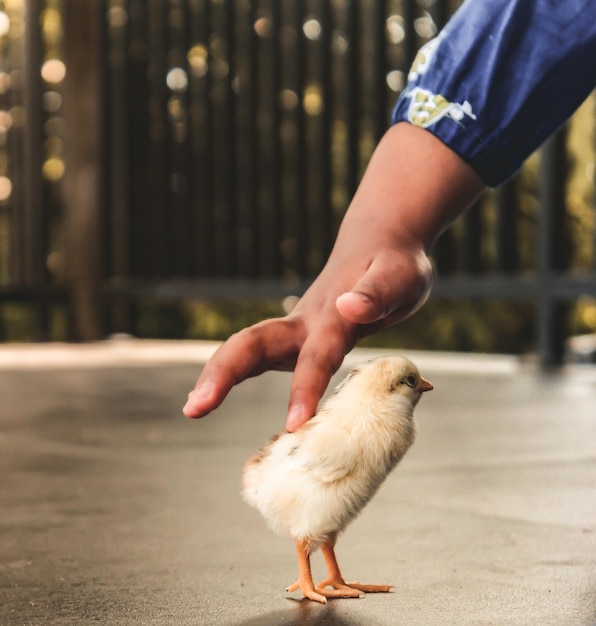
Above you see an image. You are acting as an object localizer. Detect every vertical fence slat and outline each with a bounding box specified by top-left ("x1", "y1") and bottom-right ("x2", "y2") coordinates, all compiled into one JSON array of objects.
[
  {"x1": 6, "y1": 3, "x2": 27, "y2": 288},
  {"x1": 245, "y1": 0, "x2": 259, "y2": 277},
  {"x1": 23, "y1": 0, "x2": 49, "y2": 339},
  {"x1": 106, "y1": 0, "x2": 132, "y2": 332},
  {"x1": 318, "y1": 0, "x2": 333, "y2": 257},
  {"x1": 250, "y1": 0, "x2": 284, "y2": 279},
  {"x1": 224, "y1": 0, "x2": 239, "y2": 276},
  {"x1": 294, "y1": 0, "x2": 308, "y2": 277},
  {"x1": 62, "y1": 0, "x2": 105, "y2": 340},
  {"x1": 147, "y1": 0, "x2": 171, "y2": 277},
  {"x1": 371, "y1": 0, "x2": 388, "y2": 144},
  {"x1": 345, "y1": 0, "x2": 360, "y2": 196},
  {"x1": 461, "y1": 200, "x2": 483, "y2": 274},
  {"x1": 269, "y1": 0, "x2": 283, "y2": 276},
  {"x1": 538, "y1": 126, "x2": 569, "y2": 366},
  {"x1": 402, "y1": 0, "x2": 418, "y2": 69},
  {"x1": 190, "y1": 0, "x2": 215, "y2": 277},
  {"x1": 495, "y1": 179, "x2": 519, "y2": 273}
]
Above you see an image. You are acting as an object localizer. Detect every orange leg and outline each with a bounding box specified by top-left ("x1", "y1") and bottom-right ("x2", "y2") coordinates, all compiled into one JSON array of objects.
[
  {"x1": 286, "y1": 540, "x2": 362, "y2": 603},
  {"x1": 317, "y1": 533, "x2": 394, "y2": 594}
]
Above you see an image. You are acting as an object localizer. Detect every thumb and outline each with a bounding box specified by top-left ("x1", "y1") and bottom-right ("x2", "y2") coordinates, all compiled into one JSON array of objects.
[
  {"x1": 335, "y1": 251, "x2": 432, "y2": 326},
  {"x1": 335, "y1": 284, "x2": 390, "y2": 326}
]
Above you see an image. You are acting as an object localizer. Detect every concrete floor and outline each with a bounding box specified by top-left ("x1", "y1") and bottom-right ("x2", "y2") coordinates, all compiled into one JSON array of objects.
[{"x1": 0, "y1": 340, "x2": 595, "y2": 625}]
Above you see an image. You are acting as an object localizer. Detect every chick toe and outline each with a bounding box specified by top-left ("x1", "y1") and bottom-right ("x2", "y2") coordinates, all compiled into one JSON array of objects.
[
  {"x1": 316, "y1": 579, "x2": 365, "y2": 598},
  {"x1": 344, "y1": 582, "x2": 395, "y2": 593},
  {"x1": 300, "y1": 586, "x2": 328, "y2": 604},
  {"x1": 291, "y1": 582, "x2": 363, "y2": 602}
]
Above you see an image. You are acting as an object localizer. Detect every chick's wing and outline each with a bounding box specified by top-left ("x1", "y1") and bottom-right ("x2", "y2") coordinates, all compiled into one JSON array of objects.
[{"x1": 292, "y1": 418, "x2": 361, "y2": 484}]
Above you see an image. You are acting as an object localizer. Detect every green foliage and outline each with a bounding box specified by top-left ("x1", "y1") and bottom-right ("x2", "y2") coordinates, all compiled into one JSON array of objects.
[
  {"x1": 133, "y1": 299, "x2": 285, "y2": 341},
  {"x1": 128, "y1": 296, "x2": 536, "y2": 355},
  {"x1": 0, "y1": 303, "x2": 68, "y2": 342},
  {"x1": 2, "y1": 294, "x2": 594, "y2": 355},
  {"x1": 359, "y1": 298, "x2": 536, "y2": 354}
]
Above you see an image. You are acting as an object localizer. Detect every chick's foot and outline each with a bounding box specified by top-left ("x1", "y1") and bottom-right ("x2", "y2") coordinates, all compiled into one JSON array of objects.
[
  {"x1": 286, "y1": 579, "x2": 363, "y2": 603},
  {"x1": 289, "y1": 540, "x2": 365, "y2": 604},
  {"x1": 317, "y1": 536, "x2": 394, "y2": 595}
]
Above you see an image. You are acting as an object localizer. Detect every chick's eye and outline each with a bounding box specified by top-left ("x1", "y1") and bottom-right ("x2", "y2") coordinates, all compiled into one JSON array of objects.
[{"x1": 401, "y1": 374, "x2": 417, "y2": 389}]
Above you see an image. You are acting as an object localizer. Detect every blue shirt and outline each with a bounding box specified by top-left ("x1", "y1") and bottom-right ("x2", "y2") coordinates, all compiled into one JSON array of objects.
[{"x1": 391, "y1": 0, "x2": 596, "y2": 186}]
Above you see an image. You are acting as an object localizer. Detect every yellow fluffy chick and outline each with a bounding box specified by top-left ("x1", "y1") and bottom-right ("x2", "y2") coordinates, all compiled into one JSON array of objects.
[{"x1": 242, "y1": 355, "x2": 433, "y2": 603}]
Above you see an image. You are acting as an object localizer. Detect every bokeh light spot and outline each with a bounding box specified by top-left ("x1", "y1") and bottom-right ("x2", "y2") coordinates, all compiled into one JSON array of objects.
[
  {"x1": 0, "y1": 11, "x2": 10, "y2": 37},
  {"x1": 0, "y1": 72, "x2": 11, "y2": 94},
  {"x1": 303, "y1": 18, "x2": 322, "y2": 41},
  {"x1": 108, "y1": 6, "x2": 128, "y2": 28},
  {"x1": 41, "y1": 7, "x2": 62, "y2": 43},
  {"x1": 303, "y1": 84, "x2": 323, "y2": 116},
  {"x1": 332, "y1": 31, "x2": 348, "y2": 55},
  {"x1": 42, "y1": 91, "x2": 62, "y2": 113},
  {"x1": 282, "y1": 295, "x2": 300, "y2": 314},
  {"x1": 254, "y1": 17, "x2": 273, "y2": 38},
  {"x1": 0, "y1": 176, "x2": 12, "y2": 201},
  {"x1": 166, "y1": 67, "x2": 188, "y2": 92},
  {"x1": 580, "y1": 301, "x2": 596, "y2": 329},
  {"x1": 41, "y1": 59, "x2": 66, "y2": 84},
  {"x1": 188, "y1": 45, "x2": 209, "y2": 77},
  {"x1": 414, "y1": 15, "x2": 437, "y2": 39},
  {"x1": 279, "y1": 89, "x2": 299, "y2": 111},
  {"x1": 386, "y1": 70, "x2": 404, "y2": 92},
  {"x1": 42, "y1": 157, "x2": 65, "y2": 182},
  {"x1": 0, "y1": 110, "x2": 13, "y2": 132},
  {"x1": 386, "y1": 15, "x2": 405, "y2": 44}
]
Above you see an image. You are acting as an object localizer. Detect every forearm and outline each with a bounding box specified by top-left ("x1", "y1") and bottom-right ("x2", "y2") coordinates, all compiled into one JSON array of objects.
[{"x1": 335, "y1": 122, "x2": 484, "y2": 256}]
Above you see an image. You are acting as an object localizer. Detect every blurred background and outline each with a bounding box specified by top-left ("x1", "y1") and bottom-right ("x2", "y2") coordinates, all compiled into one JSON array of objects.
[{"x1": 0, "y1": 0, "x2": 594, "y2": 365}]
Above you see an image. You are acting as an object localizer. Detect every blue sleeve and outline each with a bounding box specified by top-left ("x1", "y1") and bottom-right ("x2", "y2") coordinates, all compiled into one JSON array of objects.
[{"x1": 391, "y1": 0, "x2": 596, "y2": 187}]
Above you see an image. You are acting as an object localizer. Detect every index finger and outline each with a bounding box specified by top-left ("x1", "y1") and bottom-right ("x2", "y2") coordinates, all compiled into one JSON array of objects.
[
  {"x1": 182, "y1": 318, "x2": 304, "y2": 419},
  {"x1": 285, "y1": 330, "x2": 355, "y2": 431}
]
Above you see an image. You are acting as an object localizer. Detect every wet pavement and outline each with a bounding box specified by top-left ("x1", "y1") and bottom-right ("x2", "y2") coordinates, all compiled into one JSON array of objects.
[{"x1": 0, "y1": 340, "x2": 595, "y2": 625}]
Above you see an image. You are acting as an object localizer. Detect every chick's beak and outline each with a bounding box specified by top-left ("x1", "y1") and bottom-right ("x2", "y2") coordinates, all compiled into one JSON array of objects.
[{"x1": 417, "y1": 377, "x2": 433, "y2": 393}]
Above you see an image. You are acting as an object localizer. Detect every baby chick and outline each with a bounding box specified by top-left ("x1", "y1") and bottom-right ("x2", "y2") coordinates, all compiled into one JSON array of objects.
[{"x1": 242, "y1": 355, "x2": 433, "y2": 603}]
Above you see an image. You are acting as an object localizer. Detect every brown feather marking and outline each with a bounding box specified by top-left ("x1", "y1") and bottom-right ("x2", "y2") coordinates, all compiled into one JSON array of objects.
[{"x1": 247, "y1": 432, "x2": 283, "y2": 465}]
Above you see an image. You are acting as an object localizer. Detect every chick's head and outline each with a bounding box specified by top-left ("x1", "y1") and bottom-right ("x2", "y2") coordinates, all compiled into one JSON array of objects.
[
  {"x1": 383, "y1": 356, "x2": 433, "y2": 406},
  {"x1": 331, "y1": 356, "x2": 433, "y2": 413}
]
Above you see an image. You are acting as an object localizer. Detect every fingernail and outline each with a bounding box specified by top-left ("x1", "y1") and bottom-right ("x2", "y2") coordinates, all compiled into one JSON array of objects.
[
  {"x1": 337, "y1": 291, "x2": 372, "y2": 306},
  {"x1": 192, "y1": 382, "x2": 215, "y2": 400},
  {"x1": 286, "y1": 405, "x2": 304, "y2": 431},
  {"x1": 183, "y1": 382, "x2": 214, "y2": 416},
  {"x1": 335, "y1": 291, "x2": 375, "y2": 316},
  {"x1": 336, "y1": 291, "x2": 382, "y2": 324}
]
